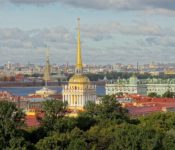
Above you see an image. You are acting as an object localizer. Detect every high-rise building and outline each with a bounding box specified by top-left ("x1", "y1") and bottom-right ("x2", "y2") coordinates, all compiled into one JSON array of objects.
[{"x1": 62, "y1": 18, "x2": 96, "y2": 110}]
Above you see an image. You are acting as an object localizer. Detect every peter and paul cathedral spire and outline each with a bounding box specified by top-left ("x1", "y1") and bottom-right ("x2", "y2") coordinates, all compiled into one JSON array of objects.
[
  {"x1": 75, "y1": 18, "x2": 83, "y2": 75},
  {"x1": 43, "y1": 47, "x2": 51, "y2": 86}
]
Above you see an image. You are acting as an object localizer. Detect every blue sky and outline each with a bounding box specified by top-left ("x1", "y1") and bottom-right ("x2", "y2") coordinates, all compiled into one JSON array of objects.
[{"x1": 0, "y1": 0, "x2": 175, "y2": 65}]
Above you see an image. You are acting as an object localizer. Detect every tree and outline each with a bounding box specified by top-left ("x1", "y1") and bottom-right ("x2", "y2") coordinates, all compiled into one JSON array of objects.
[
  {"x1": 35, "y1": 133, "x2": 69, "y2": 150},
  {"x1": 162, "y1": 129, "x2": 175, "y2": 150},
  {"x1": 53, "y1": 117, "x2": 77, "y2": 133},
  {"x1": 95, "y1": 95, "x2": 128, "y2": 121},
  {"x1": 79, "y1": 95, "x2": 129, "y2": 125},
  {"x1": 0, "y1": 101, "x2": 25, "y2": 126},
  {"x1": 8, "y1": 137, "x2": 32, "y2": 150},
  {"x1": 162, "y1": 91, "x2": 175, "y2": 98},
  {"x1": 67, "y1": 127, "x2": 87, "y2": 150},
  {"x1": 67, "y1": 138, "x2": 87, "y2": 150},
  {"x1": 109, "y1": 124, "x2": 164, "y2": 150},
  {"x1": 0, "y1": 101, "x2": 26, "y2": 149},
  {"x1": 139, "y1": 112, "x2": 175, "y2": 132},
  {"x1": 40, "y1": 100, "x2": 67, "y2": 130},
  {"x1": 148, "y1": 92, "x2": 160, "y2": 98},
  {"x1": 116, "y1": 92, "x2": 123, "y2": 97},
  {"x1": 86, "y1": 124, "x2": 116, "y2": 150},
  {"x1": 76, "y1": 113, "x2": 96, "y2": 131}
]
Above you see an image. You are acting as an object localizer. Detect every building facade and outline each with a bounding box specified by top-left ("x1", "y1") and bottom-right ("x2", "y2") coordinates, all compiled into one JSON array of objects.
[
  {"x1": 106, "y1": 75, "x2": 147, "y2": 95},
  {"x1": 106, "y1": 76, "x2": 175, "y2": 96},
  {"x1": 62, "y1": 19, "x2": 96, "y2": 110}
]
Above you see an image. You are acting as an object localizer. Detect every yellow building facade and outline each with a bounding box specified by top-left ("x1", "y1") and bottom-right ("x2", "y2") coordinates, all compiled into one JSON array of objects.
[{"x1": 62, "y1": 18, "x2": 96, "y2": 110}]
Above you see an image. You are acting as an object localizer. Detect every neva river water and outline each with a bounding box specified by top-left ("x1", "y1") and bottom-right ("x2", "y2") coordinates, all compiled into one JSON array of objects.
[{"x1": 0, "y1": 86, "x2": 105, "y2": 96}]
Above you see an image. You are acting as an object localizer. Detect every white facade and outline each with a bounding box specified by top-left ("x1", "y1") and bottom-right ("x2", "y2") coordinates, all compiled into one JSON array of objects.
[
  {"x1": 106, "y1": 84, "x2": 147, "y2": 95},
  {"x1": 62, "y1": 84, "x2": 96, "y2": 109},
  {"x1": 147, "y1": 84, "x2": 175, "y2": 95},
  {"x1": 106, "y1": 77, "x2": 175, "y2": 96}
]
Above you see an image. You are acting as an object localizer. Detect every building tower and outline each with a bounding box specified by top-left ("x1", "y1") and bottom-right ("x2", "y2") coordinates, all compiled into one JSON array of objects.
[
  {"x1": 35, "y1": 47, "x2": 56, "y2": 97},
  {"x1": 43, "y1": 47, "x2": 51, "y2": 87},
  {"x1": 62, "y1": 18, "x2": 96, "y2": 110}
]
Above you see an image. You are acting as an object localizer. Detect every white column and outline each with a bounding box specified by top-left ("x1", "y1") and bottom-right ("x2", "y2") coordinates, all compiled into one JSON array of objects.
[
  {"x1": 67, "y1": 95, "x2": 69, "y2": 106},
  {"x1": 68, "y1": 95, "x2": 70, "y2": 106},
  {"x1": 79, "y1": 95, "x2": 80, "y2": 106},
  {"x1": 80, "y1": 95, "x2": 81, "y2": 106},
  {"x1": 71, "y1": 95, "x2": 74, "y2": 106},
  {"x1": 71, "y1": 95, "x2": 72, "y2": 106},
  {"x1": 78, "y1": 95, "x2": 80, "y2": 106},
  {"x1": 82, "y1": 95, "x2": 84, "y2": 106},
  {"x1": 77, "y1": 95, "x2": 79, "y2": 106}
]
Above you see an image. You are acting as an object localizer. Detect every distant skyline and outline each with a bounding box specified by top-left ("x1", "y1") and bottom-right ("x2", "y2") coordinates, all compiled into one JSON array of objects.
[{"x1": 0, "y1": 0, "x2": 175, "y2": 65}]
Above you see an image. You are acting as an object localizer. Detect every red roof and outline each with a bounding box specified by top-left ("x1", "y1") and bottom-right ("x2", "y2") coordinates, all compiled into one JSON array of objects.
[
  {"x1": 124, "y1": 94, "x2": 175, "y2": 116},
  {"x1": 128, "y1": 106, "x2": 162, "y2": 116},
  {"x1": 25, "y1": 116, "x2": 40, "y2": 127}
]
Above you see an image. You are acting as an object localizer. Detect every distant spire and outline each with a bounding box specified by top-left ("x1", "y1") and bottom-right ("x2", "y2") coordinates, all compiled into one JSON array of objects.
[
  {"x1": 75, "y1": 18, "x2": 83, "y2": 75},
  {"x1": 43, "y1": 47, "x2": 51, "y2": 85},
  {"x1": 46, "y1": 46, "x2": 49, "y2": 62},
  {"x1": 137, "y1": 61, "x2": 139, "y2": 74}
]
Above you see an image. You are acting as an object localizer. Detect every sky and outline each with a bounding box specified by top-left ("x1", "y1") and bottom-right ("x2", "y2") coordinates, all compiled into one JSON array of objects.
[{"x1": 0, "y1": 0, "x2": 175, "y2": 65}]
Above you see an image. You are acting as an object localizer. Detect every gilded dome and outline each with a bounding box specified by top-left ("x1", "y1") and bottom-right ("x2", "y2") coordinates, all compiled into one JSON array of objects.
[{"x1": 69, "y1": 75, "x2": 90, "y2": 83}]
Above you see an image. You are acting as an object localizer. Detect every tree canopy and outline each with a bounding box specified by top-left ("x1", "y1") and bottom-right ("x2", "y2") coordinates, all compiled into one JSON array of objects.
[
  {"x1": 0, "y1": 101, "x2": 30, "y2": 149},
  {"x1": 0, "y1": 97, "x2": 175, "y2": 149}
]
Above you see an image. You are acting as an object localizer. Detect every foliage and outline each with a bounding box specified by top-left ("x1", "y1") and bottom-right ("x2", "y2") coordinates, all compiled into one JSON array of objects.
[
  {"x1": 35, "y1": 133, "x2": 69, "y2": 150},
  {"x1": 53, "y1": 117, "x2": 77, "y2": 133},
  {"x1": 148, "y1": 92, "x2": 161, "y2": 98},
  {"x1": 0, "y1": 101, "x2": 25, "y2": 127},
  {"x1": 109, "y1": 124, "x2": 164, "y2": 150},
  {"x1": 116, "y1": 92, "x2": 123, "y2": 97},
  {"x1": 82, "y1": 95, "x2": 128, "y2": 122},
  {"x1": 162, "y1": 129, "x2": 175, "y2": 150},
  {"x1": 139, "y1": 112, "x2": 175, "y2": 132},
  {"x1": 0, "y1": 101, "x2": 27, "y2": 149},
  {"x1": 40, "y1": 100, "x2": 67, "y2": 130},
  {"x1": 162, "y1": 90, "x2": 175, "y2": 98},
  {"x1": 1, "y1": 98, "x2": 175, "y2": 149}
]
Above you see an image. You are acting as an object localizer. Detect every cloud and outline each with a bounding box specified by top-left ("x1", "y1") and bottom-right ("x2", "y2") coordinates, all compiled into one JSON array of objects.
[
  {"x1": 82, "y1": 21, "x2": 175, "y2": 38},
  {"x1": 9, "y1": 0, "x2": 57, "y2": 5},
  {"x1": 0, "y1": 26, "x2": 76, "y2": 64},
  {"x1": 5, "y1": 0, "x2": 175, "y2": 15},
  {"x1": 144, "y1": 36, "x2": 175, "y2": 48},
  {"x1": 0, "y1": 21, "x2": 175, "y2": 64},
  {"x1": 144, "y1": 8, "x2": 175, "y2": 16}
]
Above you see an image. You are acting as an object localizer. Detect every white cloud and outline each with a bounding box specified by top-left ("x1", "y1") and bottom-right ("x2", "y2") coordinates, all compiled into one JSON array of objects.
[
  {"x1": 82, "y1": 21, "x2": 175, "y2": 38},
  {"x1": 0, "y1": 21, "x2": 175, "y2": 64},
  {"x1": 4, "y1": 0, "x2": 175, "y2": 15}
]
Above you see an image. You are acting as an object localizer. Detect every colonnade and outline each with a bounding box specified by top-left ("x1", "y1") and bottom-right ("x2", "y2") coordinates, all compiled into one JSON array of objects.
[{"x1": 63, "y1": 94, "x2": 96, "y2": 107}]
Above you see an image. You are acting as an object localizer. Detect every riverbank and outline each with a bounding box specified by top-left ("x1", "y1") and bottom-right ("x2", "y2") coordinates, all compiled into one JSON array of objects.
[{"x1": 0, "y1": 81, "x2": 106, "y2": 87}]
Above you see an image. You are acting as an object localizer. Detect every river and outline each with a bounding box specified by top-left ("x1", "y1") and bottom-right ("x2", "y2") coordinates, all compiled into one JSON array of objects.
[{"x1": 0, "y1": 86, "x2": 105, "y2": 96}]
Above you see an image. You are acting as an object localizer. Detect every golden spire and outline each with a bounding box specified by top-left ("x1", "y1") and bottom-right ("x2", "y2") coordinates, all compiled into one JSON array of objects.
[{"x1": 75, "y1": 18, "x2": 83, "y2": 75}]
